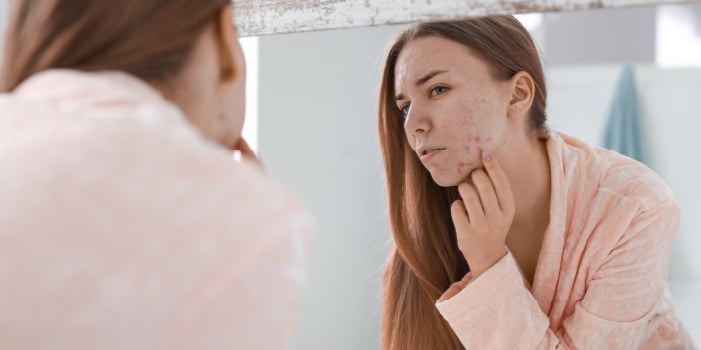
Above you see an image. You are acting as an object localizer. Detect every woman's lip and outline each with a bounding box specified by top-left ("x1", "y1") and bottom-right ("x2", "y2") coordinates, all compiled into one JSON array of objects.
[{"x1": 420, "y1": 148, "x2": 444, "y2": 162}]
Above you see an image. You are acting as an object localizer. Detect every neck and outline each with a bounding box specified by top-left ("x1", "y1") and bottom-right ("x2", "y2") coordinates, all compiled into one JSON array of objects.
[
  {"x1": 151, "y1": 70, "x2": 222, "y2": 143},
  {"x1": 505, "y1": 132, "x2": 551, "y2": 234}
]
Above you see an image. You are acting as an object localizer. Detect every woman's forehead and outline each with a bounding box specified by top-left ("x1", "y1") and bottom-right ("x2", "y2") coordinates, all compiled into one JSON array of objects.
[{"x1": 394, "y1": 37, "x2": 481, "y2": 87}]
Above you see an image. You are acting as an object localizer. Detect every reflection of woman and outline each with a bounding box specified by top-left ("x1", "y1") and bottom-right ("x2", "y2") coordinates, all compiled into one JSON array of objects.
[
  {"x1": 0, "y1": 1, "x2": 310, "y2": 349},
  {"x1": 378, "y1": 16, "x2": 694, "y2": 349}
]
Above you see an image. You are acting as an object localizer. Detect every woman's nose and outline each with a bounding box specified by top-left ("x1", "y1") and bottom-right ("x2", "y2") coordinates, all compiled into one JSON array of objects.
[{"x1": 404, "y1": 104, "x2": 431, "y2": 136}]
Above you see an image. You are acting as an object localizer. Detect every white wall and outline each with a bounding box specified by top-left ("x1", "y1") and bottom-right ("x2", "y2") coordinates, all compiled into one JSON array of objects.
[
  {"x1": 542, "y1": 6, "x2": 657, "y2": 65},
  {"x1": 656, "y1": 2, "x2": 701, "y2": 67},
  {"x1": 547, "y1": 64, "x2": 701, "y2": 342},
  {"x1": 258, "y1": 25, "x2": 403, "y2": 349},
  {"x1": 0, "y1": 0, "x2": 7, "y2": 63}
]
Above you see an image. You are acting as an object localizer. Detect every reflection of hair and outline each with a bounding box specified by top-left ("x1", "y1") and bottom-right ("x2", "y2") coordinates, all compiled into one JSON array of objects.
[
  {"x1": 378, "y1": 15, "x2": 547, "y2": 349},
  {"x1": 1, "y1": 0, "x2": 231, "y2": 92}
]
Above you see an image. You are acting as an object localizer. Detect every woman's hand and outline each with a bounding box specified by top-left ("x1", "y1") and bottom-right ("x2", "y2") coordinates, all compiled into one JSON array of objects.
[
  {"x1": 450, "y1": 151, "x2": 515, "y2": 278},
  {"x1": 234, "y1": 137, "x2": 264, "y2": 170}
]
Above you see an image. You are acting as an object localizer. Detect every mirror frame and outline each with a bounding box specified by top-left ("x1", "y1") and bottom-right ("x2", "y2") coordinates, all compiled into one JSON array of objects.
[{"x1": 233, "y1": 0, "x2": 701, "y2": 37}]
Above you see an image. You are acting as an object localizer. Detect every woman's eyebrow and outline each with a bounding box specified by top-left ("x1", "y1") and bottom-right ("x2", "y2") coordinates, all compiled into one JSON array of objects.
[
  {"x1": 395, "y1": 70, "x2": 449, "y2": 101},
  {"x1": 415, "y1": 70, "x2": 447, "y2": 87}
]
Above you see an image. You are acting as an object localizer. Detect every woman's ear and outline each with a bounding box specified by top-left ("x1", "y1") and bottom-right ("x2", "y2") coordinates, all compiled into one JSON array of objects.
[
  {"x1": 214, "y1": 5, "x2": 245, "y2": 82},
  {"x1": 507, "y1": 71, "x2": 535, "y2": 120}
]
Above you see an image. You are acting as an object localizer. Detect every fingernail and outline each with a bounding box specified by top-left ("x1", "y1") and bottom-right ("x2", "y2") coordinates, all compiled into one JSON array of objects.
[{"x1": 482, "y1": 151, "x2": 491, "y2": 161}]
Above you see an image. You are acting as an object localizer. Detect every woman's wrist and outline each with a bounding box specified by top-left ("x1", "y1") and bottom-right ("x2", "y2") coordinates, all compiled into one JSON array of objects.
[{"x1": 467, "y1": 247, "x2": 507, "y2": 278}]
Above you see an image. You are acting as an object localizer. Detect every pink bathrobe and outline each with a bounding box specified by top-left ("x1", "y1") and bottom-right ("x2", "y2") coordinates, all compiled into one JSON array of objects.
[
  {"x1": 436, "y1": 132, "x2": 695, "y2": 349},
  {"x1": 0, "y1": 70, "x2": 312, "y2": 349}
]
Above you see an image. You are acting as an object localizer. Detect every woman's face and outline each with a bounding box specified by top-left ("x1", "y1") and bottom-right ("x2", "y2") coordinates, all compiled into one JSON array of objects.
[
  {"x1": 165, "y1": 7, "x2": 247, "y2": 151},
  {"x1": 394, "y1": 36, "x2": 514, "y2": 187},
  {"x1": 218, "y1": 36, "x2": 247, "y2": 149},
  {"x1": 213, "y1": 15, "x2": 247, "y2": 150}
]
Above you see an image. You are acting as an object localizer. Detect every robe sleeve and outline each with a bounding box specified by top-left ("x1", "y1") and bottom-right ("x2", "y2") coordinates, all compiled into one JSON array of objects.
[{"x1": 435, "y1": 203, "x2": 692, "y2": 349}]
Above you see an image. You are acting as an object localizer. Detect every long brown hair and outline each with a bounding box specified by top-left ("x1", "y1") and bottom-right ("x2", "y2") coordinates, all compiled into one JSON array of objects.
[
  {"x1": 378, "y1": 15, "x2": 547, "y2": 349},
  {"x1": 1, "y1": 0, "x2": 231, "y2": 92}
]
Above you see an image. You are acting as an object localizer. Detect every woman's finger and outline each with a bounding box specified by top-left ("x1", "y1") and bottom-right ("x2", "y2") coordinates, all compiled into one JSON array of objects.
[
  {"x1": 457, "y1": 182, "x2": 484, "y2": 225},
  {"x1": 471, "y1": 169, "x2": 500, "y2": 218},
  {"x1": 481, "y1": 151, "x2": 515, "y2": 217},
  {"x1": 450, "y1": 199, "x2": 471, "y2": 233},
  {"x1": 235, "y1": 138, "x2": 254, "y2": 156},
  {"x1": 235, "y1": 138, "x2": 265, "y2": 170}
]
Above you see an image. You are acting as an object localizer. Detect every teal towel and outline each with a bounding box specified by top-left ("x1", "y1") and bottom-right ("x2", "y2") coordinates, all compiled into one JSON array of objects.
[{"x1": 602, "y1": 65, "x2": 649, "y2": 165}]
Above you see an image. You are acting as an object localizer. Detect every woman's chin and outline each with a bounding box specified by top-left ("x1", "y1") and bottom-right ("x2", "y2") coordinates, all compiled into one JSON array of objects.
[{"x1": 430, "y1": 173, "x2": 464, "y2": 188}]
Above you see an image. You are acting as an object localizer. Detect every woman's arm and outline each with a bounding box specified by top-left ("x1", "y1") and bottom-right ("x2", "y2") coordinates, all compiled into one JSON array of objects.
[{"x1": 436, "y1": 202, "x2": 691, "y2": 349}]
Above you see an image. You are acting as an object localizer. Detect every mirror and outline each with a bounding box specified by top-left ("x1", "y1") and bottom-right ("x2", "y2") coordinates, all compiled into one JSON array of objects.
[
  {"x1": 1, "y1": 0, "x2": 697, "y2": 348},
  {"x1": 232, "y1": 0, "x2": 700, "y2": 37},
  {"x1": 242, "y1": 1, "x2": 701, "y2": 348}
]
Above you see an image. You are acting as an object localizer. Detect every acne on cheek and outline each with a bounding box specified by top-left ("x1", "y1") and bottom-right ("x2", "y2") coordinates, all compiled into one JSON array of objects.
[
  {"x1": 459, "y1": 113, "x2": 478, "y2": 138},
  {"x1": 461, "y1": 117, "x2": 493, "y2": 149},
  {"x1": 459, "y1": 110, "x2": 493, "y2": 148},
  {"x1": 454, "y1": 100, "x2": 494, "y2": 175},
  {"x1": 472, "y1": 136, "x2": 493, "y2": 147},
  {"x1": 458, "y1": 103, "x2": 487, "y2": 144},
  {"x1": 456, "y1": 158, "x2": 485, "y2": 176},
  {"x1": 457, "y1": 162, "x2": 468, "y2": 175}
]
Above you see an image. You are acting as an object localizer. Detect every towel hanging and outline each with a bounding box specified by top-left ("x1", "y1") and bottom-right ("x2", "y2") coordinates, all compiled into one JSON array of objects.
[{"x1": 602, "y1": 64, "x2": 649, "y2": 166}]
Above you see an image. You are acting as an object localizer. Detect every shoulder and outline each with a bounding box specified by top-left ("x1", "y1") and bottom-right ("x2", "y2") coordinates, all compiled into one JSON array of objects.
[
  {"x1": 144, "y1": 127, "x2": 313, "y2": 238},
  {"x1": 0, "y1": 92, "x2": 312, "y2": 239},
  {"x1": 554, "y1": 131, "x2": 677, "y2": 212},
  {"x1": 594, "y1": 149, "x2": 676, "y2": 212},
  {"x1": 551, "y1": 133, "x2": 680, "y2": 283}
]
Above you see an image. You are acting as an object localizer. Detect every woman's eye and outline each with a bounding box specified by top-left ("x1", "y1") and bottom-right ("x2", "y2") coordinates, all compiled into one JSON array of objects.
[
  {"x1": 430, "y1": 86, "x2": 448, "y2": 96},
  {"x1": 400, "y1": 104, "x2": 410, "y2": 116}
]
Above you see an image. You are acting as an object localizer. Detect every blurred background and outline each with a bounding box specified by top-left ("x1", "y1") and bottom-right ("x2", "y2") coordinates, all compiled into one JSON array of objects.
[{"x1": 1, "y1": 1, "x2": 699, "y2": 348}]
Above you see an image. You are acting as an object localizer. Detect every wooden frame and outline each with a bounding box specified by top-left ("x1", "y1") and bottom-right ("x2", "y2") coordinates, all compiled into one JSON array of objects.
[{"x1": 233, "y1": 0, "x2": 701, "y2": 37}]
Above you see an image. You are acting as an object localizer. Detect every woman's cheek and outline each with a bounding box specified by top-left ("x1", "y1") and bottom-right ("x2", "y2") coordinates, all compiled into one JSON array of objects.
[
  {"x1": 457, "y1": 161, "x2": 469, "y2": 176},
  {"x1": 462, "y1": 121, "x2": 492, "y2": 154}
]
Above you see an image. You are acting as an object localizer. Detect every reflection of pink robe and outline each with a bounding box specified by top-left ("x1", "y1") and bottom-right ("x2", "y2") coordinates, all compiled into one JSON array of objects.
[
  {"x1": 0, "y1": 70, "x2": 312, "y2": 349},
  {"x1": 437, "y1": 132, "x2": 695, "y2": 349}
]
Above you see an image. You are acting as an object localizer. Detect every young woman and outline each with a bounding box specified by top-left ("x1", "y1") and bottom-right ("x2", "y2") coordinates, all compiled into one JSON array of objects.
[
  {"x1": 0, "y1": 1, "x2": 310, "y2": 349},
  {"x1": 378, "y1": 15, "x2": 694, "y2": 349}
]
